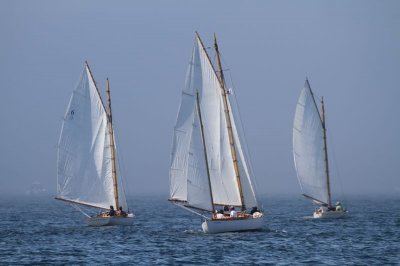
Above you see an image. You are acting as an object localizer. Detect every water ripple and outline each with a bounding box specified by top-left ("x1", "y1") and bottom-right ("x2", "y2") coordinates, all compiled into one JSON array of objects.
[{"x1": 0, "y1": 195, "x2": 399, "y2": 264}]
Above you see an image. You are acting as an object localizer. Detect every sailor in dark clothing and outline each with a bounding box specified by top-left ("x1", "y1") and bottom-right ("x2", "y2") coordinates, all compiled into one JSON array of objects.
[
  {"x1": 109, "y1": 205, "x2": 116, "y2": 216},
  {"x1": 250, "y1": 206, "x2": 259, "y2": 215},
  {"x1": 117, "y1": 206, "x2": 127, "y2": 217},
  {"x1": 223, "y1": 205, "x2": 230, "y2": 216}
]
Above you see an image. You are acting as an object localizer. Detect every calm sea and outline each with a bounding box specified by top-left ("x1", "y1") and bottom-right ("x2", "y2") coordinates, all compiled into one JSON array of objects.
[{"x1": 1, "y1": 195, "x2": 399, "y2": 265}]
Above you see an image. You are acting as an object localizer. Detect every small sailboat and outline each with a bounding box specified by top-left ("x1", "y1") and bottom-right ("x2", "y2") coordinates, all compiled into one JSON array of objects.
[
  {"x1": 56, "y1": 62, "x2": 134, "y2": 226},
  {"x1": 293, "y1": 79, "x2": 347, "y2": 219},
  {"x1": 169, "y1": 32, "x2": 264, "y2": 233}
]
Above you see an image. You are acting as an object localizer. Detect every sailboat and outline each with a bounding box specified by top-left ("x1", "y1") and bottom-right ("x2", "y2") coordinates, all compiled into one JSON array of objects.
[
  {"x1": 56, "y1": 62, "x2": 134, "y2": 226},
  {"x1": 169, "y1": 32, "x2": 264, "y2": 233},
  {"x1": 293, "y1": 79, "x2": 347, "y2": 219}
]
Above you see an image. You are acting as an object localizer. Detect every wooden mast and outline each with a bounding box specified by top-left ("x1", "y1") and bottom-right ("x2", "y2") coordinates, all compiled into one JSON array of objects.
[
  {"x1": 196, "y1": 91, "x2": 215, "y2": 215},
  {"x1": 213, "y1": 33, "x2": 245, "y2": 211},
  {"x1": 106, "y1": 78, "x2": 119, "y2": 210},
  {"x1": 321, "y1": 96, "x2": 332, "y2": 207}
]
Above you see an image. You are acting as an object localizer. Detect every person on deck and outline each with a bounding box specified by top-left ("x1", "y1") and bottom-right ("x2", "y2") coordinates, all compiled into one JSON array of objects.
[
  {"x1": 117, "y1": 206, "x2": 127, "y2": 217},
  {"x1": 335, "y1": 202, "x2": 343, "y2": 211},
  {"x1": 215, "y1": 210, "x2": 224, "y2": 219},
  {"x1": 108, "y1": 205, "x2": 116, "y2": 216},
  {"x1": 119, "y1": 206, "x2": 127, "y2": 217},
  {"x1": 230, "y1": 206, "x2": 238, "y2": 218},
  {"x1": 223, "y1": 205, "x2": 230, "y2": 216}
]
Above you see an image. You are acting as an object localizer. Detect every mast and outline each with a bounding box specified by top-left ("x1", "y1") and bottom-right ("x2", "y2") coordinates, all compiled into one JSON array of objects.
[
  {"x1": 106, "y1": 78, "x2": 119, "y2": 209},
  {"x1": 306, "y1": 79, "x2": 332, "y2": 206},
  {"x1": 321, "y1": 96, "x2": 332, "y2": 207},
  {"x1": 196, "y1": 91, "x2": 215, "y2": 214},
  {"x1": 213, "y1": 33, "x2": 245, "y2": 211}
]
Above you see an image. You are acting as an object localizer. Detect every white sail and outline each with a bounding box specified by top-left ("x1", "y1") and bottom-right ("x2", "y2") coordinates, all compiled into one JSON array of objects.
[
  {"x1": 228, "y1": 99, "x2": 259, "y2": 209},
  {"x1": 196, "y1": 36, "x2": 242, "y2": 207},
  {"x1": 57, "y1": 66, "x2": 116, "y2": 210},
  {"x1": 186, "y1": 102, "x2": 213, "y2": 211},
  {"x1": 293, "y1": 80, "x2": 329, "y2": 205},
  {"x1": 170, "y1": 34, "x2": 261, "y2": 211},
  {"x1": 169, "y1": 43, "x2": 202, "y2": 202}
]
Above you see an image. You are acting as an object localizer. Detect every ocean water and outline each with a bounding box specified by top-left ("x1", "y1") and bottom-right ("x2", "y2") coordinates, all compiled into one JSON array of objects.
[{"x1": 1, "y1": 195, "x2": 399, "y2": 265}]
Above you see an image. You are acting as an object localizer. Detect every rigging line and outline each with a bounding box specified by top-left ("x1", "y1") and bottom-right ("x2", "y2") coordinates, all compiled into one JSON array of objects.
[
  {"x1": 112, "y1": 121, "x2": 132, "y2": 209},
  {"x1": 211, "y1": 49, "x2": 232, "y2": 73},
  {"x1": 325, "y1": 112, "x2": 346, "y2": 204},
  {"x1": 201, "y1": 107, "x2": 242, "y2": 205},
  {"x1": 196, "y1": 91, "x2": 215, "y2": 213},
  {"x1": 174, "y1": 203, "x2": 211, "y2": 220},
  {"x1": 211, "y1": 53, "x2": 231, "y2": 73},
  {"x1": 224, "y1": 61, "x2": 262, "y2": 206},
  {"x1": 70, "y1": 203, "x2": 91, "y2": 218},
  {"x1": 218, "y1": 50, "x2": 262, "y2": 204}
]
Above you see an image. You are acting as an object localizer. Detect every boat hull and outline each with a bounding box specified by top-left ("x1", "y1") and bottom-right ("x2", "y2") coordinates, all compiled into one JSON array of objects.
[
  {"x1": 313, "y1": 210, "x2": 346, "y2": 219},
  {"x1": 86, "y1": 213, "x2": 135, "y2": 226},
  {"x1": 202, "y1": 216, "x2": 264, "y2": 234}
]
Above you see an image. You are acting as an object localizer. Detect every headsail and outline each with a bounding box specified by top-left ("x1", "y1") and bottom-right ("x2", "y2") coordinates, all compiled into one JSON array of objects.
[
  {"x1": 169, "y1": 40, "x2": 201, "y2": 203},
  {"x1": 57, "y1": 64, "x2": 127, "y2": 210},
  {"x1": 293, "y1": 80, "x2": 329, "y2": 205}
]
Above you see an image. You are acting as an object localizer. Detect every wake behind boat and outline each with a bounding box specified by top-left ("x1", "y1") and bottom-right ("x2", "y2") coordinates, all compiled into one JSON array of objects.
[
  {"x1": 293, "y1": 79, "x2": 347, "y2": 219},
  {"x1": 56, "y1": 62, "x2": 134, "y2": 226},
  {"x1": 169, "y1": 32, "x2": 264, "y2": 233}
]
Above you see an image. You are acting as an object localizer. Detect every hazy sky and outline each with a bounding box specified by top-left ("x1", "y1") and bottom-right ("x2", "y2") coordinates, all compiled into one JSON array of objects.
[{"x1": 1, "y1": 1, "x2": 399, "y2": 197}]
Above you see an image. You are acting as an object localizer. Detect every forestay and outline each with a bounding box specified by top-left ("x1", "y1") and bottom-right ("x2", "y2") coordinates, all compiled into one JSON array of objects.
[
  {"x1": 293, "y1": 80, "x2": 329, "y2": 205},
  {"x1": 57, "y1": 66, "x2": 127, "y2": 210}
]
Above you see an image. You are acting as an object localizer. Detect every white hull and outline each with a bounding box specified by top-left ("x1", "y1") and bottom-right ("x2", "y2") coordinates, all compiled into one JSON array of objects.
[
  {"x1": 86, "y1": 213, "x2": 135, "y2": 226},
  {"x1": 313, "y1": 210, "x2": 346, "y2": 219},
  {"x1": 202, "y1": 216, "x2": 264, "y2": 234}
]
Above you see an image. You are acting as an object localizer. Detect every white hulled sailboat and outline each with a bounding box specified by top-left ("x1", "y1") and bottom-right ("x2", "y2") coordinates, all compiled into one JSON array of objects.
[
  {"x1": 293, "y1": 79, "x2": 347, "y2": 219},
  {"x1": 56, "y1": 62, "x2": 134, "y2": 226},
  {"x1": 169, "y1": 32, "x2": 264, "y2": 233}
]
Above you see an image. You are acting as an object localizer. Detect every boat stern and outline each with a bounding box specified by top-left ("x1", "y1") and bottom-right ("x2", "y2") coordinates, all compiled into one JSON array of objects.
[
  {"x1": 313, "y1": 210, "x2": 347, "y2": 219},
  {"x1": 201, "y1": 215, "x2": 264, "y2": 234}
]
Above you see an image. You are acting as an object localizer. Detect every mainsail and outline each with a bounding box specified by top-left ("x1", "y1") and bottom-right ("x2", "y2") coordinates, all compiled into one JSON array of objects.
[
  {"x1": 169, "y1": 33, "x2": 259, "y2": 211},
  {"x1": 57, "y1": 64, "x2": 127, "y2": 211},
  {"x1": 293, "y1": 80, "x2": 329, "y2": 205}
]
